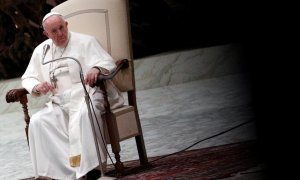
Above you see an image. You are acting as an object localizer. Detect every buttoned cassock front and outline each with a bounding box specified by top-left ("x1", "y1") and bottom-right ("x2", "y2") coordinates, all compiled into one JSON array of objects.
[{"x1": 22, "y1": 32, "x2": 124, "y2": 179}]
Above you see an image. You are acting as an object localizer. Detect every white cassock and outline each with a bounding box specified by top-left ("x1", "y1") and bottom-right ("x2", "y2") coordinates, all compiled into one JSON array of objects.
[{"x1": 21, "y1": 31, "x2": 124, "y2": 179}]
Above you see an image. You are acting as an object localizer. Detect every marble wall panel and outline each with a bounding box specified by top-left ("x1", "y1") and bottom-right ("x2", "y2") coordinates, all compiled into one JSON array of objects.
[{"x1": 134, "y1": 43, "x2": 245, "y2": 90}]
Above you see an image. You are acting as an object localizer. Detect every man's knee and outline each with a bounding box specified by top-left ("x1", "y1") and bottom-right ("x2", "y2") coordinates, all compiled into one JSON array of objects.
[{"x1": 29, "y1": 113, "x2": 42, "y2": 130}]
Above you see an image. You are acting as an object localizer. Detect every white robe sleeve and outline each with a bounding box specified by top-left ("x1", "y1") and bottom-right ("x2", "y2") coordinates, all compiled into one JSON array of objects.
[{"x1": 21, "y1": 46, "x2": 44, "y2": 95}]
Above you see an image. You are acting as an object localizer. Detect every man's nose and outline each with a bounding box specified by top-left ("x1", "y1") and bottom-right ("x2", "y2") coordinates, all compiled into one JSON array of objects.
[{"x1": 57, "y1": 30, "x2": 63, "y2": 36}]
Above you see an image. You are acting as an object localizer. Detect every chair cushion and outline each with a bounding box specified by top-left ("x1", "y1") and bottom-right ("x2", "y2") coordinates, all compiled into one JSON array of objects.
[{"x1": 104, "y1": 105, "x2": 139, "y2": 143}]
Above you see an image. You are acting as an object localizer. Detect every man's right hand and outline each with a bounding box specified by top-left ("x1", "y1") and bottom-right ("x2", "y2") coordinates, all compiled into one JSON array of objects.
[{"x1": 33, "y1": 82, "x2": 54, "y2": 95}]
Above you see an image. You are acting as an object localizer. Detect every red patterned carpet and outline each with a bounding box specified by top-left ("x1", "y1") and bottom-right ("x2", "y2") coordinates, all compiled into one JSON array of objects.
[
  {"x1": 106, "y1": 140, "x2": 263, "y2": 179},
  {"x1": 21, "y1": 140, "x2": 263, "y2": 179}
]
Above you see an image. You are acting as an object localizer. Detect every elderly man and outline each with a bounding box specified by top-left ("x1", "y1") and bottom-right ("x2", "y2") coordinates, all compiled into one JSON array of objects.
[{"x1": 21, "y1": 12, "x2": 124, "y2": 179}]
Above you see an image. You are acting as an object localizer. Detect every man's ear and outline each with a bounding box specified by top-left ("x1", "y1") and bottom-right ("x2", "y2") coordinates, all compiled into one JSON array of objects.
[{"x1": 43, "y1": 30, "x2": 48, "y2": 37}]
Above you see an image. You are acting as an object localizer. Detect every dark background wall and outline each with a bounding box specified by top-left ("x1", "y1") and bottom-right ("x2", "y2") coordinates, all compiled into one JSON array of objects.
[
  {"x1": 129, "y1": 0, "x2": 246, "y2": 58},
  {"x1": 0, "y1": 0, "x2": 249, "y2": 80}
]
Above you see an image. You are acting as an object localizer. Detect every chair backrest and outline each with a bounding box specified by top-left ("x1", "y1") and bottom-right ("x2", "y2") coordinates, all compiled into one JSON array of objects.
[{"x1": 52, "y1": 0, "x2": 134, "y2": 92}]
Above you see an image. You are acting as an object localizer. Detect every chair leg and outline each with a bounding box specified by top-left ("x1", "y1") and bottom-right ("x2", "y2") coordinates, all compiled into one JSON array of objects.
[
  {"x1": 135, "y1": 135, "x2": 148, "y2": 165},
  {"x1": 107, "y1": 141, "x2": 124, "y2": 178},
  {"x1": 110, "y1": 142, "x2": 124, "y2": 177},
  {"x1": 105, "y1": 114, "x2": 124, "y2": 176}
]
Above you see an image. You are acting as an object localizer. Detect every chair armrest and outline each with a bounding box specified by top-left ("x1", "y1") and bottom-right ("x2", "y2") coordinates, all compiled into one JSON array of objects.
[
  {"x1": 6, "y1": 88, "x2": 29, "y2": 104},
  {"x1": 96, "y1": 59, "x2": 129, "y2": 83},
  {"x1": 6, "y1": 88, "x2": 30, "y2": 144}
]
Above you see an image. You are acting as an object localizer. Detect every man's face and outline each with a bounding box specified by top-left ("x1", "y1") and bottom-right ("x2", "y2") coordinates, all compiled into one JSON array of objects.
[{"x1": 43, "y1": 16, "x2": 69, "y2": 47}]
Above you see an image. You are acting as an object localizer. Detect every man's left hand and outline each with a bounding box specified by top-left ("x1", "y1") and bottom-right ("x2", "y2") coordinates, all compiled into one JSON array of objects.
[{"x1": 85, "y1": 67, "x2": 101, "y2": 87}]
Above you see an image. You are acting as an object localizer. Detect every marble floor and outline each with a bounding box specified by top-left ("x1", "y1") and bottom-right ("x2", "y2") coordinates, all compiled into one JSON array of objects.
[{"x1": 0, "y1": 73, "x2": 259, "y2": 179}]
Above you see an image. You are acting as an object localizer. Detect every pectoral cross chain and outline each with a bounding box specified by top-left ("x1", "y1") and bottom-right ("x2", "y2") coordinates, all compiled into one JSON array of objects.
[{"x1": 50, "y1": 72, "x2": 58, "y2": 88}]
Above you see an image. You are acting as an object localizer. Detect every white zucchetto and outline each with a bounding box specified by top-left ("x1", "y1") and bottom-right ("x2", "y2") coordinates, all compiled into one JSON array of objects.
[{"x1": 42, "y1": 12, "x2": 63, "y2": 23}]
